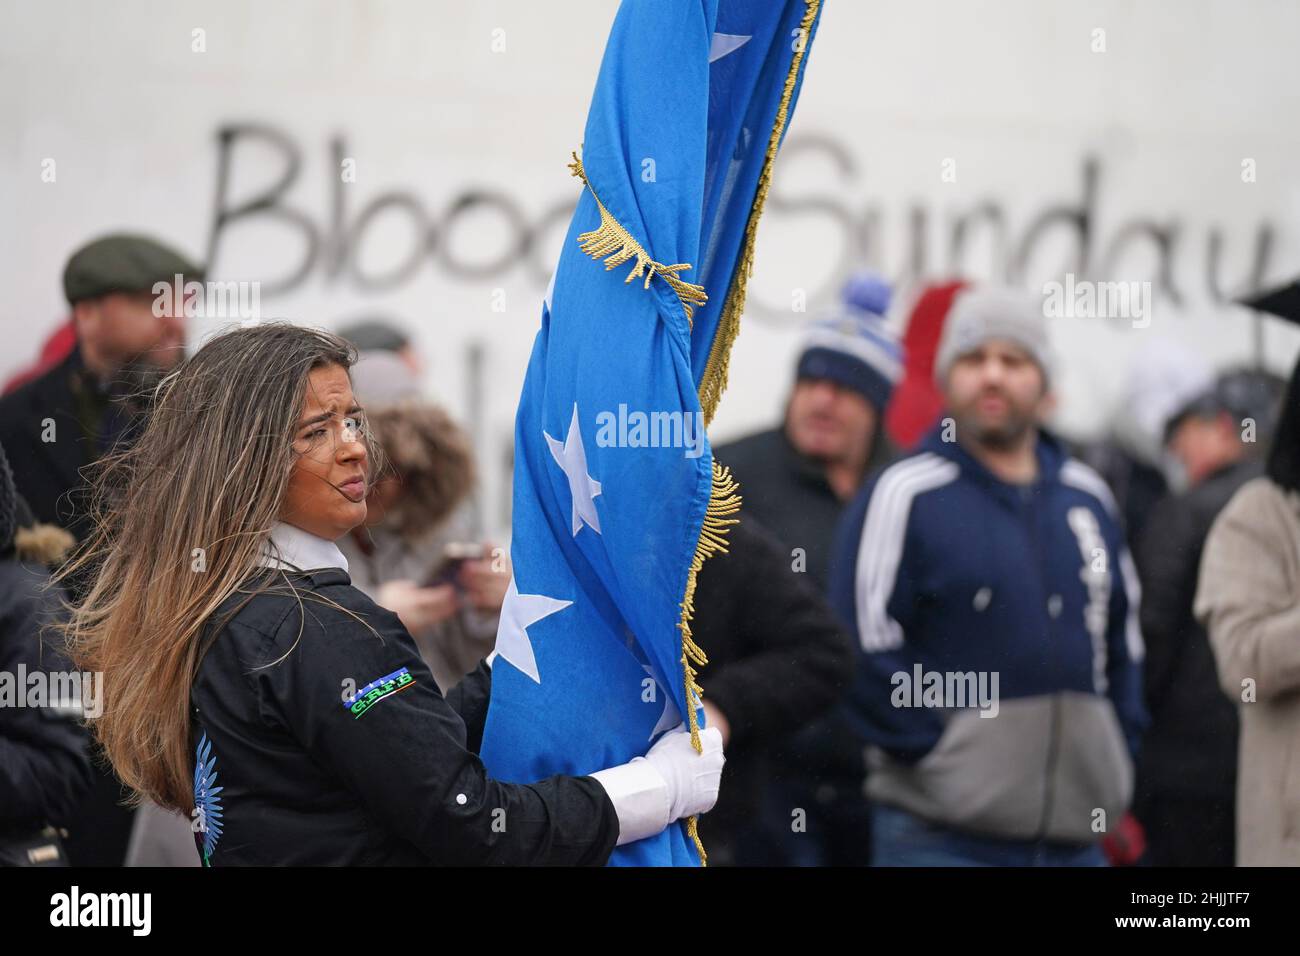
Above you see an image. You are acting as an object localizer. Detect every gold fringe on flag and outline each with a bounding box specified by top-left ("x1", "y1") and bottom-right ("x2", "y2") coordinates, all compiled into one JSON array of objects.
[
  {"x1": 561, "y1": 0, "x2": 820, "y2": 866},
  {"x1": 677, "y1": 462, "x2": 742, "y2": 738},
  {"x1": 677, "y1": 460, "x2": 741, "y2": 865},
  {"x1": 568, "y1": 153, "x2": 709, "y2": 323},
  {"x1": 678, "y1": 0, "x2": 821, "y2": 867},
  {"x1": 698, "y1": 0, "x2": 822, "y2": 428}
]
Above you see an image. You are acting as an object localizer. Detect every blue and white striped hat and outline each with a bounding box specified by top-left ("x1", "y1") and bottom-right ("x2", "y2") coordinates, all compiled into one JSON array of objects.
[{"x1": 796, "y1": 275, "x2": 904, "y2": 411}]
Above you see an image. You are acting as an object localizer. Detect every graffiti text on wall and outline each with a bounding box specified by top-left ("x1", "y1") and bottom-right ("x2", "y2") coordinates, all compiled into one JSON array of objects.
[{"x1": 205, "y1": 124, "x2": 1278, "y2": 322}]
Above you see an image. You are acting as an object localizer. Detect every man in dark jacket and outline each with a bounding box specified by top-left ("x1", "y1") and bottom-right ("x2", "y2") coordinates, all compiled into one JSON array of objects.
[
  {"x1": 833, "y1": 287, "x2": 1146, "y2": 865},
  {"x1": 716, "y1": 275, "x2": 900, "y2": 589},
  {"x1": 1133, "y1": 369, "x2": 1281, "y2": 866},
  {"x1": 691, "y1": 516, "x2": 852, "y2": 865},
  {"x1": 0, "y1": 233, "x2": 200, "y2": 547},
  {"x1": 0, "y1": 442, "x2": 93, "y2": 862},
  {"x1": 0, "y1": 233, "x2": 201, "y2": 866},
  {"x1": 714, "y1": 274, "x2": 902, "y2": 865}
]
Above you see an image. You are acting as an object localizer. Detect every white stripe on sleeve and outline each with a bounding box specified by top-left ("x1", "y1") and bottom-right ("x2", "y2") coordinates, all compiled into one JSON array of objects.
[
  {"x1": 1061, "y1": 458, "x2": 1145, "y2": 663},
  {"x1": 855, "y1": 454, "x2": 959, "y2": 652}
]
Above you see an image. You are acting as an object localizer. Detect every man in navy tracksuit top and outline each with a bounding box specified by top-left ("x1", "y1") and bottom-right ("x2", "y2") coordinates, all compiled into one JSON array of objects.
[{"x1": 830, "y1": 287, "x2": 1147, "y2": 866}]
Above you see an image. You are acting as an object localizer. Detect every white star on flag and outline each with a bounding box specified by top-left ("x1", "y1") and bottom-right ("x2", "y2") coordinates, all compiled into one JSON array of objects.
[
  {"x1": 545, "y1": 403, "x2": 603, "y2": 536},
  {"x1": 492, "y1": 577, "x2": 572, "y2": 684},
  {"x1": 708, "y1": 32, "x2": 752, "y2": 63},
  {"x1": 543, "y1": 268, "x2": 556, "y2": 313}
]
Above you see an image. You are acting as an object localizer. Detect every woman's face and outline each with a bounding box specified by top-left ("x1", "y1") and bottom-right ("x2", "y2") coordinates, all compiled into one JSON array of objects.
[{"x1": 280, "y1": 363, "x2": 369, "y2": 540}]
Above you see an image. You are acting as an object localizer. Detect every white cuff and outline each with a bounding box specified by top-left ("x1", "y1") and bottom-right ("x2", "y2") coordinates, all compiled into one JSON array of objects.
[{"x1": 589, "y1": 757, "x2": 671, "y2": 846}]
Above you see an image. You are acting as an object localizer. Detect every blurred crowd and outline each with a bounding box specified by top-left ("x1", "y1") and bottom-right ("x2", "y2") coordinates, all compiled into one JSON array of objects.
[{"x1": 3, "y1": 229, "x2": 1298, "y2": 866}]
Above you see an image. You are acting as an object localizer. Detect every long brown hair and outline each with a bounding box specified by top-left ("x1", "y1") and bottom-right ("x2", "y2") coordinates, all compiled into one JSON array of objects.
[{"x1": 51, "y1": 322, "x2": 384, "y2": 813}]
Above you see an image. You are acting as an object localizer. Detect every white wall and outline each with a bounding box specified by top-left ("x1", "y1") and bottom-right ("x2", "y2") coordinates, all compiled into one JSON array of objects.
[{"x1": 4, "y1": 0, "x2": 1298, "y2": 534}]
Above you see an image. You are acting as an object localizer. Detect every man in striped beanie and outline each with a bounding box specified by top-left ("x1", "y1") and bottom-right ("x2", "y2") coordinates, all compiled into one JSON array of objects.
[
  {"x1": 718, "y1": 273, "x2": 903, "y2": 587},
  {"x1": 712, "y1": 273, "x2": 903, "y2": 867}
]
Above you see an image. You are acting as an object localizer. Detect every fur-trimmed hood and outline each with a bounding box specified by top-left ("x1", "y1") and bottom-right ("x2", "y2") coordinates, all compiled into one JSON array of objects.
[
  {"x1": 369, "y1": 402, "x2": 476, "y2": 538},
  {"x1": 0, "y1": 439, "x2": 76, "y2": 566}
]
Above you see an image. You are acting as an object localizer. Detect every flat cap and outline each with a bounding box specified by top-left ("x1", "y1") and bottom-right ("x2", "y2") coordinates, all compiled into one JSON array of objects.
[
  {"x1": 337, "y1": 318, "x2": 411, "y2": 354},
  {"x1": 63, "y1": 233, "x2": 204, "y2": 305}
]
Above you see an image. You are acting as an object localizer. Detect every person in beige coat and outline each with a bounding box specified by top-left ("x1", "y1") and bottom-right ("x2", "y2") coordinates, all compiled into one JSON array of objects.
[{"x1": 1195, "y1": 359, "x2": 1300, "y2": 866}]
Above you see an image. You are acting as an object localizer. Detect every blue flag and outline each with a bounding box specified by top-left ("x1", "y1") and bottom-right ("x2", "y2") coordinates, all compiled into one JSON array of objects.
[{"x1": 479, "y1": 0, "x2": 823, "y2": 866}]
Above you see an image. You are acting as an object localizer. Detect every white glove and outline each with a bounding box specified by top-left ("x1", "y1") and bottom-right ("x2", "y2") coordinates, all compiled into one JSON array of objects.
[
  {"x1": 645, "y1": 724, "x2": 724, "y2": 823},
  {"x1": 589, "y1": 723, "x2": 725, "y2": 846}
]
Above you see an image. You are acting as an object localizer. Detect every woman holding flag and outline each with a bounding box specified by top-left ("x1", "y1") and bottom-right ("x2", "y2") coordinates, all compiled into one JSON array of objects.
[{"x1": 52, "y1": 323, "x2": 723, "y2": 865}]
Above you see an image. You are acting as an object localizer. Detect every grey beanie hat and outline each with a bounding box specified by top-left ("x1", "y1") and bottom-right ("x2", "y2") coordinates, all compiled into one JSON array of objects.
[
  {"x1": 349, "y1": 350, "x2": 421, "y2": 405},
  {"x1": 934, "y1": 286, "x2": 1054, "y2": 385}
]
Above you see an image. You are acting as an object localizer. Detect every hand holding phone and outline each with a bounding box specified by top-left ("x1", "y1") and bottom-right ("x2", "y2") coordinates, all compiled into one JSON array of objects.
[
  {"x1": 422, "y1": 542, "x2": 485, "y2": 589},
  {"x1": 376, "y1": 579, "x2": 459, "y2": 636}
]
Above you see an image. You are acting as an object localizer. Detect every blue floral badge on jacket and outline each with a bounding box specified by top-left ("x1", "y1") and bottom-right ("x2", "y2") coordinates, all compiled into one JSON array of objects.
[{"x1": 192, "y1": 731, "x2": 224, "y2": 866}]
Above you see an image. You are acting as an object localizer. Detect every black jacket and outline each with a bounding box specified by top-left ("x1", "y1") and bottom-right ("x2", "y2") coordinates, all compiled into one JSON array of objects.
[
  {"x1": 715, "y1": 425, "x2": 893, "y2": 591},
  {"x1": 694, "y1": 518, "x2": 852, "y2": 748},
  {"x1": 1, "y1": 349, "x2": 149, "y2": 864},
  {"x1": 714, "y1": 427, "x2": 887, "y2": 790},
  {"x1": 0, "y1": 560, "x2": 93, "y2": 834},
  {"x1": 714, "y1": 428, "x2": 844, "y2": 590},
  {"x1": 0, "y1": 346, "x2": 125, "y2": 547},
  {"x1": 692, "y1": 517, "x2": 853, "y2": 859},
  {"x1": 190, "y1": 566, "x2": 619, "y2": 866},
  {"x1": 0, "y1": 343, "x2": 148, "y2": 554},
  {"x1": 1134, "y1": 457, "x2": 1261, "y2": 801}
]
